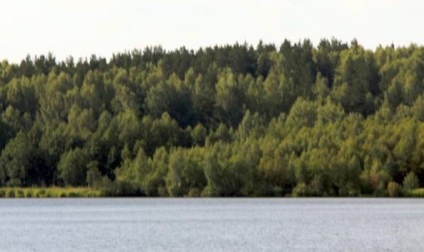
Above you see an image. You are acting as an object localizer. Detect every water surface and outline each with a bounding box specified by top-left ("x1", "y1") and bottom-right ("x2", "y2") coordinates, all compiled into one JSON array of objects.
[{"x1": 0, "y1": 198, "x2": 423, "y2": 251}]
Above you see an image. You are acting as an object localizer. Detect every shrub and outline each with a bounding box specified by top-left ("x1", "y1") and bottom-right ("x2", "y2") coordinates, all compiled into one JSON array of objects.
[
  {"x1": 292, "y1": 183, "x2": 307, "y2": 197},
  {"x1": 403, "y1": 172, "x2": 419, "y2": 191},
  {"x1": 6, "y1": 190, "x2": 15, "y2": 198},
  {"x1": 158, "y1": 186, "x2": 168, "y2": 197},
  {"x1": 68, "y1": 192, "x2": 78, "y2": 197},
  {"x1": 201, "y1": 186, "x2": 217, "y2": 197},
  {"x1": 409, "y1": 188, "x2": 424, "y2": 197},
  {"x1": 16, "y1": 190, "x2": 25, "y2": 198},
  {"x1": 38, "y1": 189, "x2": 46, "y2": 197},
  {"x1": 188, "y1": 188, "x2": 201, "y2": 197},
  {"x1": 25, "y1": 190, "x2": 33, "y2": 198},
  {"x1": 388, "y1": 182, "x2": 402, "y2": 197},
  {"x1": 272, "y1": 186, "x2": 283, "y2": 197},
  {"x1": 34, "y1": 190, "x2": 43, "y2": 198}
]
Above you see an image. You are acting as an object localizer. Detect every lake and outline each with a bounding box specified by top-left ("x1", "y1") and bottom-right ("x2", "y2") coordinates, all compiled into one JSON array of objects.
[{"x1": 0, "y1": 198, "x2": 423, "y2": 251}]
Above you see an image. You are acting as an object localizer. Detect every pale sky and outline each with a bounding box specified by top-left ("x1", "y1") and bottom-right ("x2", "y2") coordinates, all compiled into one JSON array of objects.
[{"x1": 0, "y1": 0, "x2": 422, "y2": 63}]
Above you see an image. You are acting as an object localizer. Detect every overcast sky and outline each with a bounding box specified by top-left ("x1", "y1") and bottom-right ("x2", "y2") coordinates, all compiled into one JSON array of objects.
[{"x1": 0, "y1": 0, "x2": 422, "y2": 63}]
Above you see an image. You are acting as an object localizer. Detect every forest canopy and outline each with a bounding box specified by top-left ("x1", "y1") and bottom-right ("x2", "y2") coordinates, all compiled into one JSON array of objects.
[{"x1": 1, "y1": 39, "x2": 424, "y2": 197}]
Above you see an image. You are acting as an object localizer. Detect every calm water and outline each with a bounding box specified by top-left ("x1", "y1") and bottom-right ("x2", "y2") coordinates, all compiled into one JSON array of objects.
[{"x1": 0, "y1": 198, "x2": 423, "y2": 251}]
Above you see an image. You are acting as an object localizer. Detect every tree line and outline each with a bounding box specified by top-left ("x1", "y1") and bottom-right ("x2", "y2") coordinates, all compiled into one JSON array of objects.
[{"x1": 0, "y1": 39, "x2": 423, "y2": 196}]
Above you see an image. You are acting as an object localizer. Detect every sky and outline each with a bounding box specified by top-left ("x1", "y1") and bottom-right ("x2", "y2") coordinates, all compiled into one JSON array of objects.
[{"x1": 0, "y1": 0, "x2": 422, "y2": 63}]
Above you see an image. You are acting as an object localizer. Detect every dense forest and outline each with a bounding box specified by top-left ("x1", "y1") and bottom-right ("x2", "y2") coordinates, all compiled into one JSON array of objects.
[{"x1": 0, "y1": 39, "x2": 423, "y2": 197}]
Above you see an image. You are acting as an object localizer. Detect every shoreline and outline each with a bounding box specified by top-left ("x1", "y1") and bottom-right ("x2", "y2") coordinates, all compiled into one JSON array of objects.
[{"x1": 0, "y1": 187, "x2": 423, "y2": 198}]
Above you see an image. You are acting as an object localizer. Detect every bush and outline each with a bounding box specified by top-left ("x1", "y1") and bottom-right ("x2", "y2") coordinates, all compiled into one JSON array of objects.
[
  {"x1": 188, "y1": 188, "x2": 201, "y2": 197},
  {"x1": 388, "y1": 182, "x2": 402, "y2": 197},
  {"x1": 25, "y1": 190, "x2": 33, "y2": 198},
  {"x1": 201, "y1": 186, "x2": 217, "y2": 197},
  {"x1": 34, "y1": 190, "x2": 42, "y2": 198},
  {"x1": 68, "y1": 192, "x2": 78, "y2": 197},
  {"x1": 408, "y1": 188, "x2": 424, "y2": 197},
  {"x1": 292, "y1": 183, "x2": 308, "y2": 197},
  {"x1": 158, "y1": 186, "x2": 168, "y2": 197},
  {"x1": 272, "y1": 186, "x2": 283, "y2": 197},
  {"x1": 16, "y1": 190, "x2": 25, "y2": 198},
  {"x1": 6, "y1": 190, "x2": 15, "y2": 198},
  {"x1": 403, "y1": 172, "x2": 419, "y2": 191},
  {"x1": 38, "y1": 189, "x2": 46, "y2": 196},
  {"x1": 102, "y1": 181, "x2": 139, "y2": 197}
]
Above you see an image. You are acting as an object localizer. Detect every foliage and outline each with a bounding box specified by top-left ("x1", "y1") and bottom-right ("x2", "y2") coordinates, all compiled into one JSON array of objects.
[
  {"x1": 0, "y1": 40, "x2": 424, "y2": 196},
  {"x1": 0, "y1": 187, "x2": 101, "y2": 198},
  {"x1": 387, "y1": 182, "x2": 403, "y2": 197},
  {"x1": 403, "y1": 172, "x2": 419, "y2": 191}
]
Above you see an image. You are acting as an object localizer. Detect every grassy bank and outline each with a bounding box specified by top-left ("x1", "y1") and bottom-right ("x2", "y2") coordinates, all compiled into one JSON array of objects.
[
  {"x1": 1, "y1": 187, "x2": 424, "y2": 198},
  {"x1": 405, "y1": 188, "x2": 424, "y2": 197},
  {"x1": 0, "y1": 187, "x2": 102, "y2": 198}
]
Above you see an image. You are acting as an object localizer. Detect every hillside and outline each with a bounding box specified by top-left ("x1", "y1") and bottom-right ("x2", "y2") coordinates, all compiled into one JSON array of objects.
[{"x1": 0, "y1": 39, "x2": 423, "y2": 196}]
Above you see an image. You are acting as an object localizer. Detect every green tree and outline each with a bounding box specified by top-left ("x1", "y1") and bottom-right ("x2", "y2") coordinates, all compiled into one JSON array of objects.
[
  {"x1": 0, "y1": 132, "x2": 35, "y2": 186},
  {"x1": 166, "y1": 149, "x2": 185, "y2": 196},
  {"x1": 403, "y1": 171, "x2": 419, "y2": 191},
  {"x1": 215, "y1": 68, "x2": 245, "y2": 127},
  {"x1": 332, "y1": 44, "x2": 379, "y2": 115},
  {"x1": 58, "y1": 148, "x2": 89, "y2": 186},
  {"x1": 86, "y1": 161, "x2": 103, "y2": 188}
]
